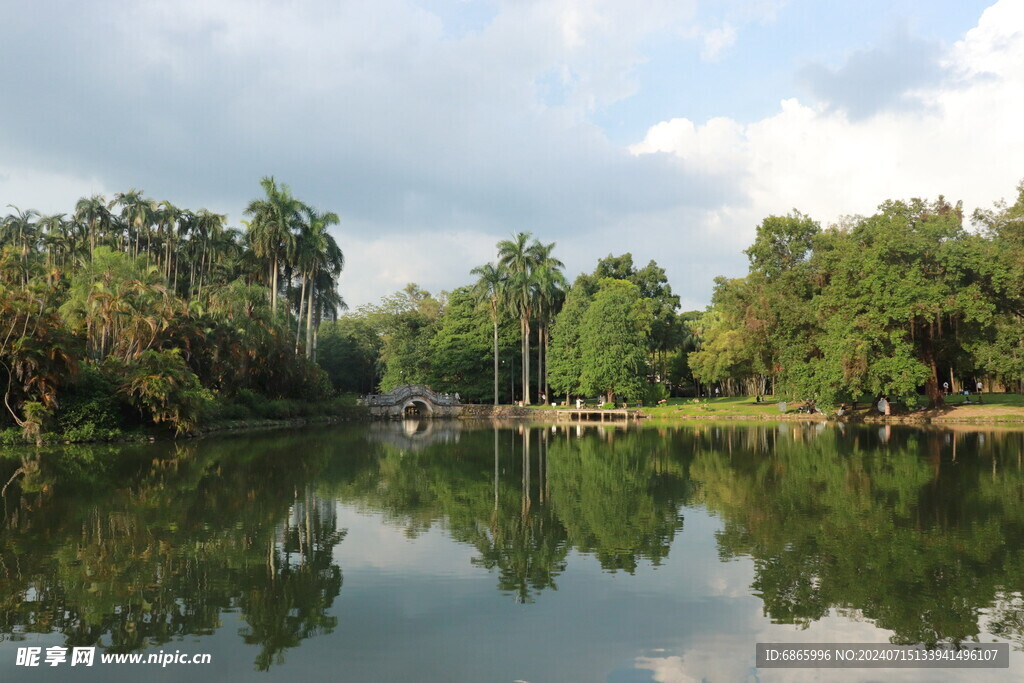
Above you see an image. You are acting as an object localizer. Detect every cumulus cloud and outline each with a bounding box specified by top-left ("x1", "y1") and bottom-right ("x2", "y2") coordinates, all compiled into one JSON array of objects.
[
  {"x1": 701, "y1": 24, "x2": 737, "y2": 61},
  {"x1": 0, "y1": 0, "x2": 738, "y2": 305},
  {"x1": 1, "y1": 0, "x2": 1022, "y2": 311},
  {"x1": 631, "y1": 0, "x2": 1024, "y2": 282},
  {"x1": 799, "y1": 26, "x2": 947, "y2": 120}
]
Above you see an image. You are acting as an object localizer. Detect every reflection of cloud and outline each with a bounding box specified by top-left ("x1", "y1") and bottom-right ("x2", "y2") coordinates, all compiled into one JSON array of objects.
[
  {"x1": 636, "y1": 655, "x2": 700, "y2": 683},
  {"x1": 635, "y1": 607, "x2": 1024, "y2": 682},
  {"x1": 332, "y1": 503, "x2": 480, "y2": 577}
]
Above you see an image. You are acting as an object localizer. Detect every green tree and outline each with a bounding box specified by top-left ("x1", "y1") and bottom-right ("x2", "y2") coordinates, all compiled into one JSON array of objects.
[
  {"x1": 531, "y1": 245, "x2": 567, "y2": 403},
  {"x1": 363, "y1": 284, "x2": 442, "y2": 391},
  {"x1": 428, "y1": 287, "x2": 506, "y2": 402},
  {"x1": 316, "y1": 316, "x2": 381, "y2": 394},
  {"x1": 118, "y1": 348, "x2": 210, "y2": 435},
  {"x1": 593, "y1": 253, "x2": 681, "y2": 379},
  {"x1": 546, "y1": 277, "x2": 593, "y2": 402},
  {"x1": 812, "y1": 198, "x2": 994, "y2": 406},
  {"x1": 578, "y1": 278, "x2": 651, "y2": 402}
]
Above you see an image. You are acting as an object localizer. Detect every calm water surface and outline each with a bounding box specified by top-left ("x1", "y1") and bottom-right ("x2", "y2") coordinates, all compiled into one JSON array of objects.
[{"x1": 2, "y1": 421, "x2": 1024, "y2": 681}]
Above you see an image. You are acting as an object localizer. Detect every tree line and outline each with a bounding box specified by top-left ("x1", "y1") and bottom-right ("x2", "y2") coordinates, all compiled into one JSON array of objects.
[
  {"x1": 689, "y1": 182, "x2": 1024, "y2": 408},
  {"x1": 9, "y1": 177, "x2": 1024, "y2": 431},
  {"x1": 317, "y1": 236, "x2": 685, "y2": 405},
  {"x1": 0, "y1": 177, "x2": 345, "y2": 439}
]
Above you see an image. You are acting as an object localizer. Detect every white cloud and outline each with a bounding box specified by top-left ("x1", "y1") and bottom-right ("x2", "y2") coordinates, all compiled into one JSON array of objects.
[
  {"x1": 0, "y1": 165, "x2": 109, "y2": 214},
  {"x1": 1, "y1": 0, "x2": 1017, "y2": 312},
  {"x1": 701, "y1": 24, "x2": 737, "y2": 61},
  {"x1": 340, "y1": 227, "x2": 500, "y2": 306},
  {"x1": 631, "y1": 0, "x2": 1024, "y2": 259}
]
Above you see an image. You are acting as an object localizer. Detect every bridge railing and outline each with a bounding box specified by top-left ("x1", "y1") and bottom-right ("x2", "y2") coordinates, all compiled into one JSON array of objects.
[{"x1": 360, "y1": 384, "x2": 461, "y2": 407}]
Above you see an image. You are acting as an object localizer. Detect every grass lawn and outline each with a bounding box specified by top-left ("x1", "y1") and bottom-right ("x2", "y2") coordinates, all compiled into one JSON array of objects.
[
  {"x1": 528, "y1": 392, "x2": 1024, "y2": 422},
  {"x1": 529, "y1": 396, "x2": 788, "y2": 417},
  {"x1": 936, "y1": 392, "x2": 1024, "y2": 407},
  {"x1": 641, "y1": 396, "x2": 787, "y2": 418}
]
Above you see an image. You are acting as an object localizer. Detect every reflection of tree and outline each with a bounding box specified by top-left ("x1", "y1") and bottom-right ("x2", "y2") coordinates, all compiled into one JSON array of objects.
[
  {"x1": 688, "y1": 424, "x2": 1024, "y2": 645},
  {"x1": 547, "y1": 429, "x2": 686, "y2": 572},
  {"x1": 469, "y1": 504, "x2": 568, "y2": 603},
  {"x1": 331, "y1": 423, "x2": 689, "y2": 601},
  {"x1": 239, "y1": 489, "x2": 344, "y2": 670},
  {"x1": 0, "y1": 428, "x2": 357, "y2": 669}
]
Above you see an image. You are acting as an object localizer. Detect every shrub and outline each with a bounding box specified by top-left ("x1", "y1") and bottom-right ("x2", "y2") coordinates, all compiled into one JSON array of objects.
[
  {"x1": 644, "y1": 382, "x2": 670, "y2": 406},
  {"x1": 58, "y1": 365, "x2": 126, "y2": 433},
  {"x1": 119, "y1": 349, "x2": 211, "y2": 435}
]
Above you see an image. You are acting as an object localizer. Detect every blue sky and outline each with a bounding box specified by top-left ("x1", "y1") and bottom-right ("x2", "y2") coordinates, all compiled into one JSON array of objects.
[
  {"x1": 597, "y1": 0, "x2": 995, "y2": 141},
  {"x1": 0, "y1": 0, "x2": 1019, "y2": 310}
]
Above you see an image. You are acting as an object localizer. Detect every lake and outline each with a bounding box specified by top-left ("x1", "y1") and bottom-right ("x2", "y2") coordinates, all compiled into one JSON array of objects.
[{"x1": 2, "y1": 420, "x2": 1024, "y2": 681}]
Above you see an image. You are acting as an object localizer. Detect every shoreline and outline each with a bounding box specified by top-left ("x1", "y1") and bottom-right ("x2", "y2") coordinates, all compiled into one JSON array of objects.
[{"x1": 9, "y1": 401, "x2": 1024, "y2": 450}]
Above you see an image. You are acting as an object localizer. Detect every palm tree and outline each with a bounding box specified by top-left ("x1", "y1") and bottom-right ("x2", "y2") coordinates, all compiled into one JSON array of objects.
[
  {"x1": 497, "y1": 232, "x2": 544, "y2": 404},
  {"x1": 38, "y1": 213, "x2": 69, "y2": 268},
  {"x1": 74, "y1": 194, "x2": 110, "y2": 258},
  {"x1": 245, "y1": 177, "x2": 303, "y2": 317},
  {"x1": 471, "y1": 262, "x2": 506, "y2": 405},
  {"x1": 298, "y1": 208, "x2": 342, "y2": 356},
  {"x1": 3, "y1": 205, "x2": 40, "y2": 258},
  {"x1": 530, "y1": 246, "x2": 566, "y2": 404},
  {"x1": 193, "y1": 210, "x2": 226, "y2": 299},
  {"x1": 310, "y1": 267, "x2": 346, "y2": 361},
  {"x1": 111, "y1": 189, "x2": 154, "y2": 258},
  {"x1": 156, "y1": 201, "x2": 180, "y2": 280}
]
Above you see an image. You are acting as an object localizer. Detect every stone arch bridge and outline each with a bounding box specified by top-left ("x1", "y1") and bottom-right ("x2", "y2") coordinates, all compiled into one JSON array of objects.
[{"x1": 360, "y1": 385, "x2": 461, "y2": 419}]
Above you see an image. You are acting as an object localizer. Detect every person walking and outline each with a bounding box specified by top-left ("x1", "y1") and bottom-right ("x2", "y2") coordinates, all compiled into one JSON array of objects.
[{"x1": 976, "y1": 380, "x2": 983, "y2": 403}]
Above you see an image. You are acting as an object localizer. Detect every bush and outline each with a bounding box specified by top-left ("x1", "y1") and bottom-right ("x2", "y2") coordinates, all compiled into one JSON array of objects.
[
  {"x1": 118, "y1": 349, "x2": 211, "y2": 435},
  {"x1": 58, "y1": 366, "x2": 126, "y2": 433},
  {"x1": 61, "y1": 423, "x2": 122, "y2": 442},
  {"x1": 644, "y1": 382, "x2": 670, "y2": 406}
]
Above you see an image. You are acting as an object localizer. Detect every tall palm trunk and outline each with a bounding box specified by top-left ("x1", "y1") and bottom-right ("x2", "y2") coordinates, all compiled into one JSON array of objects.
[
  {"x1": 492, "y1": 308, "x2": 499, "y2": 406},
  {"x1": 295, "y1": 274, "x2": 307, "y2": 353},
  {"x1": 544, "y1": 327, "x2": 550, "y2": 402},
  {"x1": 271, "y1": 254, "x2": 279, "y2": 316},
  {"x1": 198, "y1": 243, "x2": 208, "y2": 299},
  {"x1": 305, "y1": 280, "x2": 314, "y2": 357},
  {"x1": 536, "y1": 323, "x2": 542, "y2": 403},
  {"x1": 523, "y1": 315, "x2": 531, "y2": 404}
]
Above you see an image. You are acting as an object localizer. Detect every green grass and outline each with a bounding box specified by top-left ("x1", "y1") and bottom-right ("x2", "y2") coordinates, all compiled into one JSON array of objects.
[
  {"x1": 642, "y1": 396, "x2": 786, "y2": 418},
  {"x1": 939, "y1": 392, "x2": 1024, "y2": 407},
  {"x1": 529, "y1": 396, "x2": 786, "y2": 416},
  {"x1": 529, "y1": 393, "x2": 1024, "y2": 420}
]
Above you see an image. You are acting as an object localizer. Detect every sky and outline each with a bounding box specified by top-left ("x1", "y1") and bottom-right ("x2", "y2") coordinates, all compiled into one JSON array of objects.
[{"x1": 1, "y1": 0, "x2": 1021, "y2": 311}]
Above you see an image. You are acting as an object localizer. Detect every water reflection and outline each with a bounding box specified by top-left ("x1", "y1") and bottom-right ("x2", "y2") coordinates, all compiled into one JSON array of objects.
[
  {"x1": 0, "y1": 433, "x2": 356, "y2": 671},
  {"x1": 2, "y1": 422, "x2": 1024, "y2": 674}
]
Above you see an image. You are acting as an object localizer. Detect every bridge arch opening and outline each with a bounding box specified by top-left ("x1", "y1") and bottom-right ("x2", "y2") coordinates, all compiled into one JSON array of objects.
[{"x1": 402, "y1": 399, "x2": 433, "y2": 418}]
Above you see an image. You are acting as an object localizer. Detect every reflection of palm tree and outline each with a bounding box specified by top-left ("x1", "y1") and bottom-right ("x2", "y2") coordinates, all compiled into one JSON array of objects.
[{"x1": 239, "y1": 491, "x2": 345, "y2": 670}]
